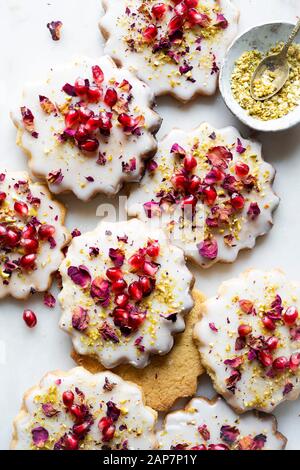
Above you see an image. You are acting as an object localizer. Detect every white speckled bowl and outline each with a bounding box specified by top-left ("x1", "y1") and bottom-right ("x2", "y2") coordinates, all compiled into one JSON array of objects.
[{"x1": 219, "y1": 22, "x2": 300, "y2": 132}]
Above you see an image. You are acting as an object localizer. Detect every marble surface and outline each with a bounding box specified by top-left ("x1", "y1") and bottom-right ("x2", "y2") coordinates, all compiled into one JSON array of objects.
[{"x1": 0, "y1": 0, "x2": 299, "y2": 450}]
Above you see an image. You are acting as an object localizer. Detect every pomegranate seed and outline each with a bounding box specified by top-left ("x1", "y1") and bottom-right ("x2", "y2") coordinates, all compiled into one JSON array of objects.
[
  {"x1": 87, "y1": 86, "x2": 102, "y2": 103},
  {"x1": 175, "y1": 2, "x2": 188, "y2": 16},
  {"x1": 146, "y1": 240, "x2": 160, "y2": 258},
  {"x1": 22, "y1": 225, "x2": 36, "y2": 239},
  {"x1": 85, "y1": 117, "x2": 101, "y2": 132},
  {"x1": 231, "y1": 193, "x2": 245, "y2": 210},
  {"x1": 289, "y1": 353, "x2": 300, "y2": 371},
  {"x1": 143, "y1": 24, "x2": 158, "y2": 42},
  {"x1": 115, "y1": 293, "x2": 129, "y2": 308},
  {"x1": 113, "y1": 307, "x2": 129, "y2": 329},
  {"x1": 0, "y1": 225, "x2": 7, "y2": 238},
  {"x1": 104, "y1": 88, "x2": 118, "y2": 108},
  {"x1": 73, "y1": 421, "x2": 91, "y2": 437},
  {"x1": 152, "y1": 3, "x2": 167, "y2": 19},
  {"x1": 20, "y1": 253, "x2": 36, "y2": 269},
  {"x1": 139, "y1": 276, "x2": 155, "y2": 296},
  {"x1": 14, "y1": 201, "x2": 28, "y2": 217},
  {"x1": 187, "y1": 9, "x2": 209, "y2": 26},
  {"x1": 74, "y1": 77, "x2": 89, "y2": 96},
  {"x1": 70, "y1": 404, "x2": 85, "y2": 422},
  {"x1": 235, "y1": 162, "x2": 249, "y2": 178},
  {"x1": 20, "y1": 238, "x2": 39, "y2": 254},
  {"x1": 64, "y1": 434, "x2": 79, "y2": 450},
  {"x1": 128, "y1": 253, "x2": 145, "y2": 271},
  {"x1": 266, "y1": 336, "x2": 279, "y2": 351},
  {"x1": 171, "y1": 173, "x2": 187, "y2": 191},
  {"x1": 106, "y1": 267, "x2": 123, "y2": 282},
  {"x1": 62, "y1": 390, "x2": 75, "y2": 408},
  {"x1": 98, "y1": 417, "x2": 115, "y2": 442},
  {"x1": 78, "y1": 107, "x2": 94, "y2": 123},
  {"x1": 208, "y1": 444, "x2": 229, "y2": 451},
  {"x1": 111, "y1": 278, "x2": 127, "y2": 293},
  {"x1": 99, "y1": 111, "x2": 113, "y2": 132},
  {"x1": 143, "y1": 261, "x2": 159, "y2": 277},
  {"x1": 79, "y1": 138, "x2": 99, "y2": 152},
  {"x1": 0, "y1": 192, "x2": 6, "y2": 202},
  {"x1": 188, "y1": 175, "x2": 201, "y2": 194},
  {"x1": 203, "y1": 186, "x2": 217, "y2": 206},
  {"x1": 259, "y1": 350, "x2": 273, "y2": 368},
  {"x1": 181, "y1": 194, "x2": 197, "y2": 209},
  {"x1": 6, "y1": 229, "x2": 20, "y2": 247},
  {"x1": 185, "y1": 0, "x2": 198, "y2": 6},
  {"x1": 283, "y1": 306, "x2": 298, "y2": 325},
  {"x1": 128, "y1": 281, "x2": 143, "y2": 301},
  {"x1": 168, "y1": 15, "x2": 183, "y2": 34},
  {"x1": 38, "y1": 224, "x2": 55, "y2": 240},
  {"x1": 128, "y1": 308, "x2": 146, "y2": 331},
  {"x1": 92, "y1": 65, "x2": 104, "y2": 85},
  {"x1": 184, "y1": 155, "x2": 197, "y2": 172},
  {"x1": 65, "y1": 109, "x2": 80, "y2": 128},
  {"x1": 23, "y1": 309, "x2": 37, "y2": 328},
  {"x1": 262, "y1": 316, "x2": 276, "y2": 331},
  {"x1": 238, "y1": 324, "x2": 252, "y2": 337},
  {"x1": 273, "y1": 356, "x2": 289, "y2": 370},
  {"x1": 191, "y1": 445, "x2": 207, "y2": 451}
]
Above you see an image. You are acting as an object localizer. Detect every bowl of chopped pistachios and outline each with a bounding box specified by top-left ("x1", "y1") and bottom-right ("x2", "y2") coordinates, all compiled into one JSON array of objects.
[{"x1": 219, "y1": 22, "x2": 300, "y2": 132}]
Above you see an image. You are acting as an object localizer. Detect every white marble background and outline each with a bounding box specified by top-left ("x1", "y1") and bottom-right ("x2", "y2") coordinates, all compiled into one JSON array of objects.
[{"x1": 0, "y1": 0, "x2": 299, "y2": 450}]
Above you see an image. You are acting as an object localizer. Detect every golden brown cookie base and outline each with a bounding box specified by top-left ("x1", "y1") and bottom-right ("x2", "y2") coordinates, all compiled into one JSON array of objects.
[{"x1": 72, "y1": 289, "x2": 205, "y2": 411}]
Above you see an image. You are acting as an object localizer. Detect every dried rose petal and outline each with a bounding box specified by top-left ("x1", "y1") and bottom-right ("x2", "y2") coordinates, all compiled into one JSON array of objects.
[
  {"x1": 42, "y1": 403, "x2": 60, "y2": 417},
  {"x1": 239, "y1": 299, "x2": 254, "y2": 314},
  {"x1": 72, "y1": 306, "x2": 90, "y2": 331},
  {"x1": 209, "y1": 322, "x2": 218, "y2": 332},
  {"x1": 32, "y1": 426, "x2": 49, "y2": 448},
  {"x1": 198, "y1": 424, "x2": 210, "y2": 441},
  {"x1": 62, "y1": 83, "x2": 77, "y2": 96},
  {"x1": 44, "y1": 292, "x2": 56, "y2": 308},
  {"x1": 106, "y1": 401, "x2": 121, "y2": 422},
  {"x1": 109, "y1": 248, "x2": 125, "y2": 267},
  {"x1": 224, "y1": 356, "x2": 243, "y2": 369},
  {"x1": 47, "y1": 169, "x2": 64, "y2": 185},
  {"x1": 99, "y1": 321, "x2": 119, "y2": 343},
  {"x1": 220, "y1": 425, "x2": 240, "y2": 444},
  {"x1": 90, "y1": 277, "x2": 110, "y2": 306},
  {"x1": 143, "y1": 201, "x2": 162, "y2": 218},
  {"x1": 253, "y1": 434, "x2": 267, "y2": 450},
  {"x1": 236, "y1": 138, "x2": 246, "y2": 154},
  {"x1": 67, "y1": 265, "x2": 91, "y2": 288},
  {"x1": 215, "y1": 13, "x2": 228, "y2": 29},
  {"x1": 198, "y1": 238, "x2": 218, "y2": 260},
  {"x1": 47, "y1": 21, "x2": 63, "y2": 41},
  {"x1": 283, "y1": 382, "x2": 294, "y2": 396},
  {"x1": 39, "y1": 95, "x2": 56, "y2": 114},
  {"x1": 122, "y1": 157, "x2": 136, "y2": 173},
  {"x1": 21, "y1": 106, "x2": 37, "y2": 137},
  {"x1": 207, "y1": 146, "x2": 232, "y2": 169},
  {"x1": 170, "y1": 143, "x2": 186, "y2": 157},
  {"x1": 247, "y1": 202, "x2": 261, "y2": 220}
]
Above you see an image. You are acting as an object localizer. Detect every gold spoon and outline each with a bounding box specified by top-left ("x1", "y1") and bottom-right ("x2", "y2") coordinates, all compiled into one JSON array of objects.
[{"x1": 250, "y1": 20, "x2": 300, "y2": 101}]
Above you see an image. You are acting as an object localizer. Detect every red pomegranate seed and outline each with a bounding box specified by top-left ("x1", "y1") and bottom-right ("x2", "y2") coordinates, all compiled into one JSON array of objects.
[
  {"x1": 5, "y1": 229, "x2": 20, "y2": 247},
  {"x1": 191, "y1": 445, "x2": 207, "y2": 451},
  {"x1": 106, "y1": 267, "x2": 123, "y2": 282},
  {"x1": 289, "y1": 353, "x2": 300, "y2": 371},
  {"x1": 79, "y1": 138, "x2": 99, "y2": 152},
  {"x1": 23, "y1": 309, "x2": 37, "y2": 328},
  {"x1": 14, "y1": 201, "x2": 28, "y2": 217},
  {"x1": 184, "y1": 155, "x2": 197, "y2": 172},
  {"x1": 78, "y1": 107, "x2": 94, "y2": 123},
  {"x1": 20, "y1": 238, "x2": 39, "y2": 254},
  {"x1": 65, "y1": 109, "x2": 80, "y2": 128},
  {"x1": 231, "y1": 193, "x2": 245, "y2": 210},
  {"x1": 146, "y1": 240, "x2": 160, "y2": 258},
  {"x1": 273, "y1": 356, "x2": 289, "y2": 370},
  {"x1": 175, "y1": 2, "x2": 188, "y2": 16},
  {"x1": 118, "y1": 113, "x2": 136, "y2": 129},
  {"x1": 74, "y1": 77, "x2": 89, "y2": 96},
  {"x1": 99, "y1": 111, "x2": 113, "y2": 131},
  {"x1": 152, "y1": 3, "x2": 168, "y2": 19},
  {"x1": 85, "y1": 117, "x2": 102, "y2": 132},
  {"x1": 128, "y1": 281, "x2": 143, "y2": 302},
  {"x1": 266, "y1": 336, "x2": 279, "y2": 351},
  {"x1": 143, "y1": 261, "x2": 159, "y2": 277},
  {"x1": 64, "y1": 434, "x2": 79, "y2": 450},
  {"x1": 139, "y1": 276, "x2": 155, "y2": 296},
  {"x1": 62, "y1": 390, "x2": 75, "y2": 408},
  {"x1": 0, "y1": 192, "x2": 6, "y2": 202},
  {"x1": 70, "y1": 404, "x2": 85, "y2": 422},
  {"x1": 104, "y1": 88, "x2": 118, "y2": 108},
  {"x1": 128, "y1": 253, "x2": 145, "y2": 271},
  {"x1": 188, "y1": 175, "x2": 201, "y2": 194},
  {"x1": 283, "y1": 306, "x2": 298, "y2": 325},
  {"x1": 98, "y1": 417, "x2": 115, "y2": 442},
  {"x1": 185, "y1": 0, "x2": 198, "y2": 6},
  {"x1": 168, "y1": 15, "x2": 183, "y2": 34},
  {"x1": 115, "y1": 293, "x2": 129, "y2": 308},
  {"x1": 181, "y1": 194, "x2": 197, "y2": 209},
  {"x1": 128, "y1": 308, "x2": 146, "y2": 331},
  {"x1": 0, "y1": 225, "x2": 7, "y2": 238},
  {"x1": 187, "y1": 9, "x2": 209, "y2": 26},
  {"x1": 92, "y1": 65, "x2": 104, "y2": 85},
  {"x1": 111, "y1": 278, "x2": 127, "y2": 293},
  {"x1": 22, "y1": 225, "x2": 36, "y2": 239},
  {"x1": 113, "y1": 307, "x2": 129, "y2": 328},
  {"x1": 259, "y1": 350, "x2": 273, "y2": 368},
  {"x1": 20, "y1": 253, "x2": 36, "y2": 269},
  {"x1": 262, "y1": 316, "x2": 276, "y2": 331},
  {"x1": 73, "y1": 421, "x2": 91, "y2": 437},
  {"x1": 203, "y1": 186, "x2": 217, "y2": 206},
  {"x1": 87, "y1": 86, "x2": 102, "y2": 103},
  {"x1": 235, "y1": 162, "x2": 249, "y2": 178},
  {"x1": 171, "y1": 173, "x2": 187, "y2": 191},
  {"x1": 143, "y1": 24, "x2": 158, "y2": 42},
  {"x1": 38, "y1": 224, "x2": 55, "y2": 240},
  {"x1": 238, "y1": 324, "x2": 252, "y2": 337}
]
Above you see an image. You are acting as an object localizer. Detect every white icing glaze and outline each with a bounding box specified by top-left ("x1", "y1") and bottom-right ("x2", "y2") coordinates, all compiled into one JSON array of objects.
[
  {"x1": 59, "y1": 219, "x2": 194, "y2": 368},
  {"x1": 194, "y1": 270, "x2": 300, "y2": 413},
  {"x1": 158, "y1": 396, "x2": 286, "y2": 450},
  {"x1": 12, "y1": 56, "x2": 161, "y2": 201},
  {"x1": 127, "y1": 123, "x2": 279, "y2": 268},
  {"x1": 12, "y1": 367, "x2": 157, "y2": 450},
  {"x1": 100, "y1": 0, "x2": 239, "y2": 101},
  {"x1": 0, "y1": 171, "x2": 68, "y2": 299}
]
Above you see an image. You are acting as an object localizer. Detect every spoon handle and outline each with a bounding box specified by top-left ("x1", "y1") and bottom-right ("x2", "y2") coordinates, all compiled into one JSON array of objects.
[{"x1": 281, "y1": 19, "x2": 300, "y2": 56}]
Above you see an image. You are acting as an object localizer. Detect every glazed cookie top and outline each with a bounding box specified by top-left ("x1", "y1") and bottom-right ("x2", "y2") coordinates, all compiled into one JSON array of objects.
[
  {"x1": 157, "y1": 396, "x2": 286, "y2": 450},
  {"x1": 128, "y1": 123, "x2": 279, "y2": 268},
  {"x1": 100, "y1": 0, "x2": 239, "y2": 101},
  {"x1": 194, "y1": 270, "x2": 300, "y2": 413},
  {"x1": 13, "y1": 56, "x2": 161, "y2": 201},
  {"x1": 59, "y1": 219, "x2": 194, "y2": 369},
  {"x1": 11, "y1": 367, "x2": 157, "y2": 450},
  {"x1": 0, "y1": 171, "x2": 68, "y2": 299}
]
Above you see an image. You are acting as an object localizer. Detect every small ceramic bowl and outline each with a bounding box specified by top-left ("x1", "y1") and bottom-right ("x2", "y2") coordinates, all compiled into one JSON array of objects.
[{"x1": 219, "y1": 22, "x2": 300, "y2": 132}]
